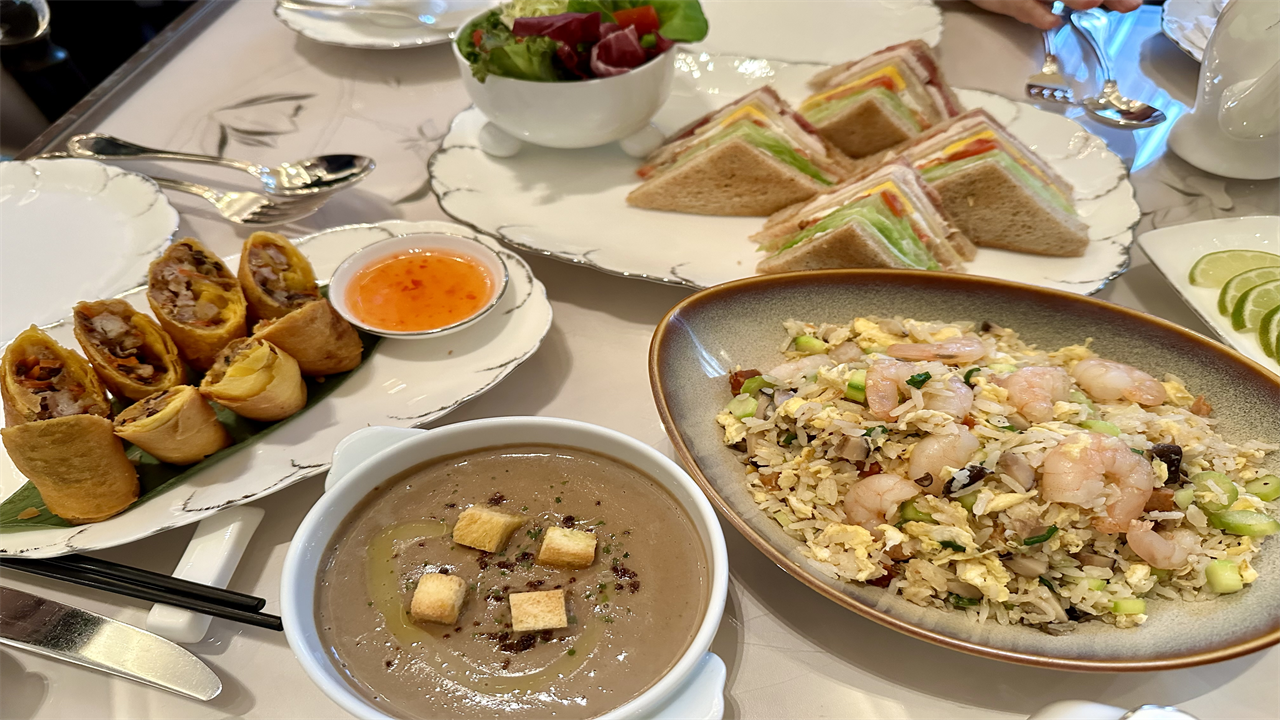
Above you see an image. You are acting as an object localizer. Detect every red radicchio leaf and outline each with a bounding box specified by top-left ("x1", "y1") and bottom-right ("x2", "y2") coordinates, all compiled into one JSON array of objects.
[
  {"x1": 599, "y1": 22, "x2": 621, "y2": 37},
  {"x1": 555, "y1": 41, "x2": 591, "y2": 79},
  {"x1": 512, "y1": 12, "x2": 601, "y2": 46},
  {"x1": 590, "y1": 25, "x2": 647, "y2": 77}
]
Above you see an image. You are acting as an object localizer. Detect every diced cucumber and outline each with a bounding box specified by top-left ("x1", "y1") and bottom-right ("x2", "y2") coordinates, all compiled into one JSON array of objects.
[
  {"x1": 726, "y1": 394, "x2": 757, "y2": 419},
  {"x1": 793, "y1": 336, "x2": 828, "y2": 355},
  {"x1": 1080, "y1": 419, "x2": 1122, "y2": 437},
  {"x1": 1209, "y1": 510, "x2": 1280, "y2": 537},
  {"x1": 1246, "y1": 475, "x2": 1280, "y2": 502},
  {"x1": 1068, "y1": 390, "x2": 1098, "y2": 417},
  {"x1": 740, "y1": 375, "x2": 774, "y2": 395},
  {"x1": 1173, "y1": 486, "x2": 1196, "y2": 510},
  {"x1": 845, "y1": 368, "x2": 867, "y2": 403},
  {"x1": 772, "y1": 511, "x2": 793, "y2": 527},
  {"x1": 957, "y1": 492, "x2": 979, "y2": 512},
  {"x1": 1111, "y1": 598, "x2": 1146, "y2": 615},
  {"x1": 1205, "y1": 559, "x2": 1244, "y2": 594},
  {"x1": 1079, "y1": 578, "x2": 1107, "y2": 591},
  {"x1": 899, "y1": 499, "x2": 936, "y2": 524},
  {"x1": 1191, "y1": 471, "x2": 1238, "y2": 512},
  {"x1": 1151, "y1": 568, "x2": 1171, "y2": 581}
]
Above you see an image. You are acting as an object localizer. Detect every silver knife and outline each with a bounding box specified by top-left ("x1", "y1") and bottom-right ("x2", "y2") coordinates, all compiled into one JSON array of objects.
[{"x1": 0, "y1": 586, "x2": 222, "y2": 700}]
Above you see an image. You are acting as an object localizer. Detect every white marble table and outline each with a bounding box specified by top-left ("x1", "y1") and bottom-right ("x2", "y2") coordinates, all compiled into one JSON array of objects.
[{"x1": 2, "y1": 2, "x2": 1278, "y2": 719}]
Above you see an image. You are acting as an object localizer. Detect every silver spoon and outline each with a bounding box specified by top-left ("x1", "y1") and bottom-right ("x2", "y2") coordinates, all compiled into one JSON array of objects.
[
  {"x1": 66, "y1": 133, "x2": 375, "y2": 197},
  {"x1": 1068, "y1": 10, "x2": 1167, "y2": 129},
  {"x1": 276, "y1": 0, "x2": 478, "y2": 29}
]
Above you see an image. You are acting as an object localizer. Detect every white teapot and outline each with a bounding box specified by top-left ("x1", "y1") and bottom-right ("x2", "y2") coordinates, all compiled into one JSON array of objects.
[{"x1": 1167, "y1": 0, "x2": 1280, "y2": 180}]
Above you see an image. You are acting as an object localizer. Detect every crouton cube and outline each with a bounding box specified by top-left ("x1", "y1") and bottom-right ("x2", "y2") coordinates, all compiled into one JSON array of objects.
[
  {"x1": 411, "y1": 573, "x2": 467, "y2": 625},
  {"x1": 509, "y1": 589, "x2": 568, "y2": 632},
  {"x1": 452, "y1": 506, "x2": 524, "y2": 552},
  {"x1": 536, "y1": 526, "x2": 597, "y2": 569}
]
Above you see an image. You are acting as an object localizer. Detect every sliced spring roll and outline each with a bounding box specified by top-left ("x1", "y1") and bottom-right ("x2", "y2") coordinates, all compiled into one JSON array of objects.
[
  {"x1": 114, "y1": 385, "x2": 231, "y2": 465},
  {"x1": 238, "y1": 231, "x2": 320, "y2": 323},
  {"x1": 252, "y1": 299, "x2": 362, "y2": 376},
  {"x1": 73, "y1": 299, "x2": 186, "y2": 402},
  {"x1": 147, "y1": 238, "x2": 247, "y2": 371},
  {"x1": 1, "y1": 415, "x2": 139, "y2": 524},
  {"x1": 199, "y1": 338, "x2": 306, "y2": 421},
  {"x1": 2, "y1": 326, "x2": 111, "y2": 426}
]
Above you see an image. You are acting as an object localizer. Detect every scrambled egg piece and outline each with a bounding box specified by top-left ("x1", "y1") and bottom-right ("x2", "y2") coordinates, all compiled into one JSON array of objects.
[
  {"x1": 956, "y1": 557, "x2": 1012, "y2": 601},
  {"x1": 809, "y1": 523, "x2": 881, "y2": 581},
  {"x1": 1114, "y1": 613, "x2": 1147, "y2": 629},
  {"x1": 1124, "y1": 563, "x2": 1157, "y2": 594},
  {"x1": 971, "y1": 375, "x2": 1009, "y2": 404},
  {"x1": 1049, "y1": 344, "x2": 1094, "y2": 366},
  {"x1": 807, "y1": 406, "x2": 842, "y2": 430},
  {"x1": 983, "y1": 491, "x2": 1038, "y2": 515},
  {"x1": 1239, "y1": 558, "x2": 1259, "y2": 584},
  {"x1": 778, "y1": 396, "x2": 809, "y2": 417},
  {"x1": 852, "y1": 317, "x2": 902, "y2": 352},
  {"x1": 1161, "y1": 379, "x2": 1195, "y2": 407},
  {"x1": 716, "y1": 410, "x2": 747, "y2": 444}
]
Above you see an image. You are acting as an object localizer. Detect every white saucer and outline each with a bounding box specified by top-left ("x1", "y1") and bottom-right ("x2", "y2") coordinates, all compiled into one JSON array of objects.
[{"x1": 274, "y1": 0, "x2": 494, "y2": 50}]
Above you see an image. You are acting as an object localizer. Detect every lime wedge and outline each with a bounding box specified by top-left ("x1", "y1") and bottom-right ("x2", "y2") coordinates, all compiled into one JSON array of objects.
[
  {"x1": 1190, "y1": 250, "x2": 1280, "y2": 288},
  {"x1": 1261, "y1": 306, "x2": 1280, "y2": 359},
  {"x1": 1219, "y1": 266, "x2": 1280, "y2": 315},
  {"x1": 1232, "y1": 279, "x2": 1280, "y2": 331}
]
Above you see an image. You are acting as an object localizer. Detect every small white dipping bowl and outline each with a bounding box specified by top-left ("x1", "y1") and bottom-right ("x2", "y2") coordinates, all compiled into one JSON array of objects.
[
  {"x1": 453, "y1": 11, "x2": 677, "y2": 149},
  {"x1": 281, "y1": 417, "x2": 730, "y2": 720},
  {"x1": 327, "y1": 231, "x2": 508, "y2": 339}
]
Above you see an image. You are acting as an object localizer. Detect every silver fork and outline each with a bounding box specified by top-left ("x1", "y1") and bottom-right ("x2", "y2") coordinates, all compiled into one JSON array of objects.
[
  {"x1": 151, "y1": 177, "x2": 323, "y2": 226},
  {"x1": 1026, "y1": 26, "x2": 1074, "y2": 104}
]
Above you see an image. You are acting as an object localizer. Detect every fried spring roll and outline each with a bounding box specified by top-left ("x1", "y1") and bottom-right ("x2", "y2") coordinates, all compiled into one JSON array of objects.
[
  {"x1": 147, "y1": 238, "x2": 247, "y2": 371},
  {"x1": 237, "y1": 232, "x2": 320, "y2": 323},
  {"x1": 1, "y1": 415, "x2": 139, "y2": 524},
  {"x1": 199, "y1": 338, "x2": 306, "y2": 421},
  {"x1": 113, "y1": 386, "x2": 231, "y2": 465},
  {"x1": 252, "y1": 299, "x2": 362, "y2": 376},
  {"x1": 73, "y1": 299, "x2": 186, "y2": 402},
  {"x1": 2, "y1": 326, "x2": 111, "y2": 426}
]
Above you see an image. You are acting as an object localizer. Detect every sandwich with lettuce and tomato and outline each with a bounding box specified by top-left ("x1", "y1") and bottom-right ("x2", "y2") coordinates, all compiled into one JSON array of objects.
[
  {"x1": 626, "y1": 87, "x2": 859, "y2": 216},
  {"x1": 800, "y1": 40, "x2": 964, "y2": 160},
  {"x1": 897, "y1": 108, "x2": 1088, "y2": 258},
  {"x1": 752, "y1": 160, "x2": 974, "y2": 274},
  {"x1": 458, "y1": 0, "x2": 708, "y2": 82}
]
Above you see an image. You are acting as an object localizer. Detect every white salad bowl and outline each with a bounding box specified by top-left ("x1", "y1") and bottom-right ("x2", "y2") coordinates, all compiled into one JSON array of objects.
[
  {"x1": 280, "y1": 417, "x2": 730, "y2": 720},
  {"x1": 452, "y1": 17, "x2": 676, "y2": 150}
]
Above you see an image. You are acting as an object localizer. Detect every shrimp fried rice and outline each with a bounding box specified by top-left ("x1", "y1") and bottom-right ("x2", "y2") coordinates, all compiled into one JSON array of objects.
[{"x1": 716, "y1": 317, "x2": 1280, "y2": 632}]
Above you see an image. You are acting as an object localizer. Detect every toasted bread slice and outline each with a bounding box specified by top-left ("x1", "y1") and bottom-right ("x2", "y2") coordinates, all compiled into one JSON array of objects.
[
  {"x1": 757, "y1": 222, "x2": 916, "y2": 274},
  {"x1": 626, "y1": 137, "x2": 831, "y2": 216},
  {"x1": 811, "y1": 96, "x2": 919, "y2": 159},
  {"x1": 929, "y1": 159, "x2": 1089, "y2": 257}
]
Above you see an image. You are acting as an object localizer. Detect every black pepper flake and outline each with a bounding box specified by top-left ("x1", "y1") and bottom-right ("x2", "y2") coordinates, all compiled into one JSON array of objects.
[
  {"x1": 438, "y1": 567, "x2": 450, "y2": 575},
  {"x1": 488, "y1": 493, "x2": 506, "y2": 506},
  {"x1": 443, "y1": 634, "x2": 451, "y2": 639},
  {"x1": 515, "y1": 551, "x2": 534, "y2": 563},
  {"x1": 385, "y1": 660, "x2": 393, "y2": 668},
  {"x1": 495, "y1": 560, "x2": 515, "y2": 570},
  {"x1": 561, "y1": 515, "x2": 576, "y2": 528},
  {"x1": 614, "y1": 583, "x2": 624, "y2": 591},
  {"x1": 569, "y1": 577, "x2": 577, "y2": 584},
  {"x1": 628, "y1": 580, "x2": 640, "y2": 593},
  {"x1": 595, "y1": 500, "x2": 601, "y2": 506},
  {"x1": 454, "y1": 626, "x2": 462, "y2": 633},
  {"x1": 611, "y1": 565, "x2": 637, "y2": 580},
  {"x1": 444, "y1": 502, "x2": 457, "y2": 509},
  {"x1": 553, "y1": 585, "x2": 562, "y2": 590},
  {"x1": 525, "y1": 580, "x2": 545, "y2": 589}
]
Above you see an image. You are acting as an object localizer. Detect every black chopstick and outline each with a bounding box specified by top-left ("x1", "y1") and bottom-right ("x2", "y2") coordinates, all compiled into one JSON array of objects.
[
  {"x1": 0, "y1": 558, "x2": 282, "y2": 632},
  {"x1": 31, "y1": 554, "x2": 266, "y2": 612}
]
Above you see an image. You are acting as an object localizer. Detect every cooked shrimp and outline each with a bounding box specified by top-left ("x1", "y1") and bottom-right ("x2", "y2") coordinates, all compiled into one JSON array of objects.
[
  {"x1": 1071, "y1": 358, "x2": 1167, "y2": 406},
  {"x1": 885, "y1": 336, "x2": 986, "y2": 364},
  {"x1": 767, "y1": 354, "x2": 832, "y2": 385},
  {"x1": 908, "y1": 428, "x2": 981, "y2": 494},
  {"x1": 865, "y1": 360, "x2": 973, "y2": 421},
  {"x1": 1041, "y1": 433, "x2": 1155, "y2": 534},
  {"x1": 829, "y1": 342, "x2": 865, "y2": 364},
  {"x1": 999, "y1": 366, "x2": 1072, "y2": 423},
  {"x1": 844, "y1": 473, "x2": 920, "y2": 533},
  {"x1": 1126, "y1": 520, "x2": 1198, "y2": 570}
]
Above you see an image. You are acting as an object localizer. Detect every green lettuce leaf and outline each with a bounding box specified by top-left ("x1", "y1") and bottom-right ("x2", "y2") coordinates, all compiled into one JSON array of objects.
[
  {"x1": 921, "y1": 149, "x2": 1075, "y2": 214},
  {"x1": 803, "y1": 86, "x2": 919, "y2": 130},
  {"x1": 486, "y1": 35, "x2": 561, "y2": 82},
  {"x1": 775, "y1": 193, "x2": 939, "y2": 270},
  {"x1": 566, "y1": 0, "x2": 709, "y2": 42},
  {"x1": 672, "y1": 120, "x2": 834, "y2": 184}
]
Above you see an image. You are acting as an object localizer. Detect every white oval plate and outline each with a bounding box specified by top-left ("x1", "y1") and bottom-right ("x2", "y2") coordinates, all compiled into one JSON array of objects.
[
  {"x1": 430, "y1": 53, "x2": 1139, "y2": 295},
  {"x1": 273, "y1": 0, "x2": 494, "y2": 50},
  {"x1": 1161, "y1": 0, "x2": 1223, "y2": 62},
  {"x1": 0, "y1": 159, "x2": 179, "y2": 341},
  {"x1": 1139, "y1": 215, "x2": 1280, "y2": 377},
  {"x1": 0, "y1": 220, "x2": 552, "y2": 557},
  {"x1": 692, "y1": 0, "x2": 942, "y2": 64}
]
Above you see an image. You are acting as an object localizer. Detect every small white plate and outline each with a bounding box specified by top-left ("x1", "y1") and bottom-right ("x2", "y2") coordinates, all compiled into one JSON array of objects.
[
  {"x1": 431, "y1": 53, "x2": 1139, "y2": 295},
  {"x1": 0, "y1": 220, "x2": 552, "y2": 557},
  {"x1": 1161, "y1": 0, "x2": 1223, "y2": 62},
  {"x1": 0, "y1": 159, "x2": 179, "y2": 341},
  {"x1": 328, "y1": 231, "x2": 509, "y2": 338},
  {"x1": 692, "y1": 0, "x2": 942, "y2": 64},
  {"x1": 1139, "y1": 215, "x2": 1280, "y2": 376},
  {"x1": 274, "y1": 0, "x2": 494, "y2": 50}
]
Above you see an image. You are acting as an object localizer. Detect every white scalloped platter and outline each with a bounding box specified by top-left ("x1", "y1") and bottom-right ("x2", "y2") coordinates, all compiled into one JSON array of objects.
[
  {"x1": 431, "y1": 53, "x2": 1140, "y2": 295},
  {"x1": 0, "y1": 220, "x2": 552, "y2": 557},
  {"x1": 0, "y1": 159, "x2": 179, "y2": 341}
]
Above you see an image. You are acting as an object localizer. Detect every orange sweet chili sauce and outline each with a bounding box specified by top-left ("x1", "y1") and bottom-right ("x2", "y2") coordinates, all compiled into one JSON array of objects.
[{"x1": 348, "y1": 249, "x2": 494, "y2": 332}]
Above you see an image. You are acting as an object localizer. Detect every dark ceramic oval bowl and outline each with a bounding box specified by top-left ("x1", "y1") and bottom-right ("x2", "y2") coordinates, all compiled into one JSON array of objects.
[{"x1": 649, "y1": 269, "x2": 1280, "y2": 671}]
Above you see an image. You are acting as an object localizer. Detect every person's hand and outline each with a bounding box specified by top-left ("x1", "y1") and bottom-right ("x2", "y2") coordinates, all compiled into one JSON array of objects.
[{"x1": 968, "y1": 0, "x2": 1143, "y2": 30}]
